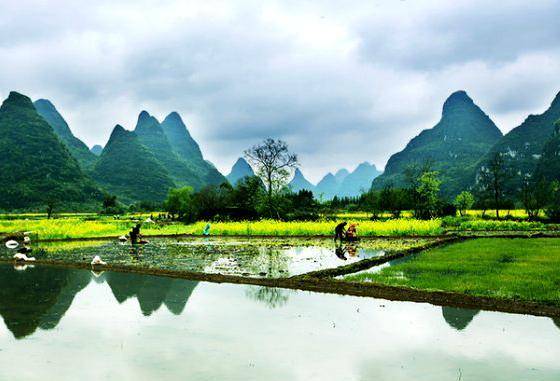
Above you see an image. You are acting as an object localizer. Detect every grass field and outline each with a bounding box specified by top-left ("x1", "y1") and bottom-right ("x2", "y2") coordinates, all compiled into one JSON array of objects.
[{"x1": 345, "y1": 238, "x2": 560, "y2": 306}]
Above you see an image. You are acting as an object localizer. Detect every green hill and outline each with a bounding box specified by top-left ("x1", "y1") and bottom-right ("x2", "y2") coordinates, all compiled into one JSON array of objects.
[
  {"x1": 92, "y1": 125, "x2": 175, "y2": 202},
  {"x1": 373, "y1": 91, "x2": 502, "y2": 198},
  {"x1": 0, "y1": 91, "x2": 101, "y2": 210},
  {"x1": 475, "y1": 91, "x2": 560, "y2": 194},
  {"x1": 161, "y1": 111, "x2": 225, "y2": 185},
  {"x1": 34, "y1": 99, "x2": 97, "y2": 169},
  {"x1": 134, "y1": 111, "x2": 207, "y2": 189}
]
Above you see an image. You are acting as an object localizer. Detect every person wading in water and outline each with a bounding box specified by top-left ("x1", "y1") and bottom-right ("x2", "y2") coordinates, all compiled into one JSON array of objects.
[
  {"x1": 129, "y1": 223, "x2": 141, "y2": 245},
  {"x1": 334, "y1": 221, "x2": 347, "y2": 242}
]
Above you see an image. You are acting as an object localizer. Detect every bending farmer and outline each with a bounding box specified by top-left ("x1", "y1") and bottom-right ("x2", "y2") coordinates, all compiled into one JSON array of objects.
[{"x1": 334, "y1": 221, "x2": 347, "y2": 242}]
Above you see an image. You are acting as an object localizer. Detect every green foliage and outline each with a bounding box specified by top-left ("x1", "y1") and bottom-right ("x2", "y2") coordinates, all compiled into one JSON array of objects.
[
  {"x1": 0, "y1": 92, "x2": 101, "y2": 210},
  {"x1": 520, "y1": 176, "x2": 549, "y2": 220},
  {"x1": 454, "y1": 191, "x2": 475, "y2": 216},
  {"x1": 476, "y1": 152, "x2": 510, "y2": 218},
  {"x1": 92, "y1": 125, "x2": 175, "y2": 203},
  {"x1": 345, "y1": 238, "x2": 560, "y2": 307},
  {"x1": 163, "y1": 186, "x2": 196, "y2": 222},
  {"x1": 545, "y1": 180, "x2": 560, "y2": 221}
]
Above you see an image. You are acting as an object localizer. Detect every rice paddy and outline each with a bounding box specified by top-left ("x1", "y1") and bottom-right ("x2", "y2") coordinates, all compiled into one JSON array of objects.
[{"x1": 345, "y1": 238, "x2": 560, "y2": 307}]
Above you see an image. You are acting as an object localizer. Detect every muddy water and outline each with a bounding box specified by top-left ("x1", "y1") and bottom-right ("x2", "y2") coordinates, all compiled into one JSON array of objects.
[
  {"x1": 2, "y1": 237, "x2": 396, "y2": 277},
  {"x1": 0, "y1": 265, "x2": 559, "y2": 381}
]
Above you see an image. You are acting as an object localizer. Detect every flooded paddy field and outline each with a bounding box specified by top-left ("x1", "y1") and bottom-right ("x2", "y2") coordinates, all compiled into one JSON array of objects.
[
  {"x1": 0, "y1": 264, "x2": 559, "y2": 381},
  {"x1": 0, "y1": 237, "x2": 433, "y2": 278}
]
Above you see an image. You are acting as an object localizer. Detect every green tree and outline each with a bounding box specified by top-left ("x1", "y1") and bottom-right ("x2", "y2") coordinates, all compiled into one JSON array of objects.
[
  {"x1": 545, "y1": 181, "x2": 560, "y2": 221},
  {"x1": 231, "y1": 176, "x2": 266, "y2": 219},
  {"x1": 163, "y1": 186, "x2": 195, "y2": 222},
  {"x1": 415, "y1": 171, "x2": 441, "y2": 219},
  {"x1": 520, "y1": 176, "x2": 549, "y2": 220},
  {"x1": 478, "y1": 152, "x2": 509, "y2": 218},
  {"x1": 454, "y1": 191, "x2": 474, "y2": 217},
  {"x1": 379, "y1": 185, "x2": 406, "y2": 218}
]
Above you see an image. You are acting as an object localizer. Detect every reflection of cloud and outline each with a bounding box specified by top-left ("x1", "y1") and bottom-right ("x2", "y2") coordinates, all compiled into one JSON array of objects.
[{"x1": 1, "y1": 1, "x2": 559, "y2": 180}]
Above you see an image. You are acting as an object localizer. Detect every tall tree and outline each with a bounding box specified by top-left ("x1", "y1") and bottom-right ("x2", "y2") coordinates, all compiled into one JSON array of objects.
[
  {"x1": 244, "y1": 138, "x2": 298, "y2": 216},
  {"x1": 478, "y1": 152, "x2": 508, "y2": 218}
]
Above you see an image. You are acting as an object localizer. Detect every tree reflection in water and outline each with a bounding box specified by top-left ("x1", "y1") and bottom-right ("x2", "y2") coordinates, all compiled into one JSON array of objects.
[{"x1": 245, "y1": 286, "x2": 292, "y2": 309}]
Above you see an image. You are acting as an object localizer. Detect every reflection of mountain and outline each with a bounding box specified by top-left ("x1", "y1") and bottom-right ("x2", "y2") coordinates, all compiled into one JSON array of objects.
[
  {"x1": 442, "y1": 307, "x2": 480, "y2": 331},
  {"x1": 105, "y1": 272, "x2": 197, "y2": 316},
  {"x1": 0, "y1": 266, "x2": 90, "y2": 339},
  {"x1": 0, "y1": 265, "x2": 199, "y2": 339}
]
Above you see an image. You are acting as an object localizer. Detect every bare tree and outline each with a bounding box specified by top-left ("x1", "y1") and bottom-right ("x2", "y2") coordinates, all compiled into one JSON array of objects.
[{"x1": 244, "y1": 138, "x2": 298, "y2": 214}]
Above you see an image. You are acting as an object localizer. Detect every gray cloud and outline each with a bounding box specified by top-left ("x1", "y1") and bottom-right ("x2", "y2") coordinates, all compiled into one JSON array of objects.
[{"x1": 0, "y1": 0, "x2": 559, "y2": 182}]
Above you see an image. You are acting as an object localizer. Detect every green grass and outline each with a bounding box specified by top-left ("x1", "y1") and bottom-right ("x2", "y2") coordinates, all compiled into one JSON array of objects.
[{"x1": 345, "y1": 238, "x2": 560, "y2": 306}]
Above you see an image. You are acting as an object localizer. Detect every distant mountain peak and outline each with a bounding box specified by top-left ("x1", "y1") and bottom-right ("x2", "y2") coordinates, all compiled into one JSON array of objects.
[
  {"x1": 289, "y1": 168, "x2": 315, "y2": 193},
  {"x1": 33, "y1": 97, "x2": 97, "y2": 168},
  {"x1": 136, "y1": 110, "x2": 160, "y2": 128},
  {"x1": 227, "y1": 157, "x2": 255, "y2": 184},
  {"x1": 355, "y1": 161, "x2": 376, "y2": 171},
  {"x1": 163, "y1": 111, "x2": 182, "y2": 122},
  {"x1": 293, "y1": 168, "x2": 305, "y2": 177},
  {"x1": 34, "y1": 98, "x2": 55, "y2": 109},
  {"x1": 337, "y1": 163, "x2": 382, "y2": 198},
  {"x1": 334, "y1": 168, "x2": 349, "y2": 183},
  {"x1": 3, "y1": 91, "x2": 34, "y2": 110},
  {"x1": 90, "y1": 144, "x2": 103, "y2": 156},
  {"x1": 442, "y1": 90, "x2": 475, "y2": 116},
  {"x1": 112, "y1": 124, "x2": 127, "y2": 136}
]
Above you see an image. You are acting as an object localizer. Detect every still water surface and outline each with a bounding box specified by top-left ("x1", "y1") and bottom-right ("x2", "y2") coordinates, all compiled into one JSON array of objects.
[{"x1": 0, "y1": 264, "x2": 559, "y2": 380}]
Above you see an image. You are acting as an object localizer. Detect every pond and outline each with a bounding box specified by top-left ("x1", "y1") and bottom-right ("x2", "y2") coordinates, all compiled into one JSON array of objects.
[
  {"x1": 1, "y1": 237, "x2": 431, "y2": 277},
  {"x1": 0, "y1": 264, "x2": 559, "y2": 380}
]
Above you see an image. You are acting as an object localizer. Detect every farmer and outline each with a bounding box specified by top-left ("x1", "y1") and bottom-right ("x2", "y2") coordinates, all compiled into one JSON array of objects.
[
  {"x1": 334, "y1": 221, "x2": 347, "y2": 242},
  {"x1": 129, "y1": 223, "x2": 141, "y2": 245},
  {"x1": 346, "y1": 223, "x2": 358, "y2": 242}
]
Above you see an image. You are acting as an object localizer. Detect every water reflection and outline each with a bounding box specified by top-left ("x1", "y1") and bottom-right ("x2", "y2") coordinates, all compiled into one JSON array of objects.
[
  {"x1": 0, "y1": 265, "x2": 91, "y2": 339},
  {"x1": 0, "y1": 265, "x2": 197, "y2": 338},
  {"x1": 105, "y1": 272, "x2": 197, "y2": 316},
  {"x1": 441, "y1": 307, "x2": 480, "y2": 331},
  {"x1": 245, "y1": 286, "x2": 291, "y2": 309}
]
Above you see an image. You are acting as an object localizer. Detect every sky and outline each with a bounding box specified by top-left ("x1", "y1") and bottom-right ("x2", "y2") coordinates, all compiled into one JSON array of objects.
[{"x1": 1, "y1": 0, "x2": 559, "y2": 183}]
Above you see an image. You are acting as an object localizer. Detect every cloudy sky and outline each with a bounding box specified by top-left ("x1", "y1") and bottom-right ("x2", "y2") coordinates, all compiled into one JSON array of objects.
[{"x1": 1, "y1": 0, "x2": 559, "y2": 182}]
